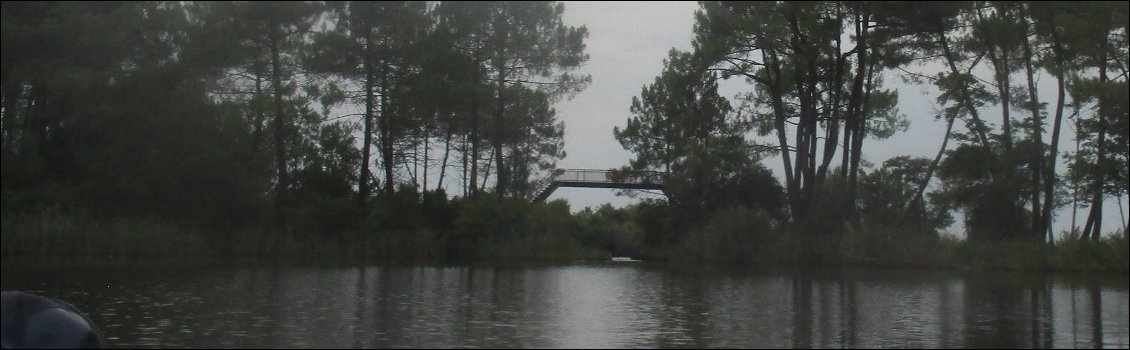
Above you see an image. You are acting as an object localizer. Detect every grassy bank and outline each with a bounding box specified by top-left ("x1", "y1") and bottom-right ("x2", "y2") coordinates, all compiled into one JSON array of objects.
[
  {"x1": 1, "y1": 209, "x2": 210, "y2": 257},
  {"x1": 1, "y1": 197, "x2": 605, "y2": 263},
  {"x1": 637, "y1": 205, "x2": 1129, "y2": 272},
  {"x1": 2, "y1": 204, "x2": 1126, "y2": 272}
]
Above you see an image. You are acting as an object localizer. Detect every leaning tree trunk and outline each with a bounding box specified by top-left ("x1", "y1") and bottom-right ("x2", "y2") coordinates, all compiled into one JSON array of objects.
[
  {"x1": 1082, "y1": 44, "x2": 1110, "y2": 241},
  {"x1": 1041, "y1": 28, "x2": 1068, "y2": 244}
]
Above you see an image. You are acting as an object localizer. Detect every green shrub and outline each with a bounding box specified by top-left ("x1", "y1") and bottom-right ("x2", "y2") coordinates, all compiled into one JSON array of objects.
[{"x1": 1, "y1": 209, "x2": 208, "y2": 257}]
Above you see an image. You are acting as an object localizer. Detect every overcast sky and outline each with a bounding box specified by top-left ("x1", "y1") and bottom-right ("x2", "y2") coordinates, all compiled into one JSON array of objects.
[{"x1": 542, "y1": 1, "x2": 1128, "y2": 237}]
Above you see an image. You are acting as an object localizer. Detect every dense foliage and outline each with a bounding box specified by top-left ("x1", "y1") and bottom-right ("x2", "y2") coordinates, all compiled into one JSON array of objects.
[{"x1": 1, "y1": 2, "x2": 1126, "y2": 270}]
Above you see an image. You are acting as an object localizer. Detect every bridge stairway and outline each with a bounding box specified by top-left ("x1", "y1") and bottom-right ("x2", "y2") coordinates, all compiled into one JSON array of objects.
[{"x1": 532, "y1": 182, "x2": 561, "y2": 203}]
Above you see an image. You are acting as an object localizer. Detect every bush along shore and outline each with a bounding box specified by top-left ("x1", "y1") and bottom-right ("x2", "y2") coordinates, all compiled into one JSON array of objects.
[{"x1": 3, "y1": 190, "x2": 1125, "y2": 273}]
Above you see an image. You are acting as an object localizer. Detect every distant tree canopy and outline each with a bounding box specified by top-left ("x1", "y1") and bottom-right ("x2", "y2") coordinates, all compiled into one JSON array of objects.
[
  {"x1": 1, "y1": 1, "x2": 1126, "y2": 246},
  {"x1": 0, "y1": 1, "x2": 589, "y2": 229},
  {"x1": 617, "y1": 1, "x2": 1127, "y2": 241}
]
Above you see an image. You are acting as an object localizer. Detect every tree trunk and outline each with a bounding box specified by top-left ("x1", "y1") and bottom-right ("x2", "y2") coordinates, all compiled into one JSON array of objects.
[
  {"x1": 359, "y1": 33, "x2": 375, "y2": 205},
  {"x1": 437, "y1": 120, "x2": 453, "y2": 191},
  {"x1": 480, "y1": 150, "x2": 494, "y2": 193},
  {"x1": 380, "y1": 59, "x2": 394, "y2": 195},
  {"x1": 787, "y1": 11, "x2": 814, "y2": 213},
  {"x1": 1041, "y1": 27, "x2": 1067, "y2": 244},
  {"x1": 1071, "y1": 114, "x2": 1083, "y2": 237},
  {"x1": 840, "y1": 113, "x2": 852, "y2": 179},
  {"x1": 847, "y1": 10, "x2": 870, "y2": 210},
  {"x1": 991, "y1": 49, "x2": 1013, "y2": 152},
  {"x1": 1020, "y1": 12, "x2": 1044, "y2": 241},
  {"x1": 849, "y1": 60, "x2": 875, "y2": 208},
  {"x1": 19, "y1": 84, "x2": 38, "y2": 158},
  {"x1": 469, "y1": 61, "x2": 480, "y2": 197},
  {"x1": 1082, "y1": 43, "x2": 1109, "y2": 241},
  {"x1": 905, "y1": 114, "x2": 956, "y2": 221},
  {"x1": 251, "y1": 61, "x2": 266, "y2": 161},
  {"x1": 816, "y1": 26, "x2": 845, "y2": 183},
  {"x1": 979, "y1": 5, "x2": 1013, "y2": 152},
  {"x1": 494, "y1": 60, "x2": 507, "y2": 198},
  {"x1": 461, "y1": 134, "x2": 468, "y2": 197},
  {"x1": 401, "y1": 144, "x2": 416, "y2": 184},
  {"x1": 423, "y1": 126, "x2": 430, "y2": 192},
  {"x1": 766, "y1": 50, "x2": 800, "y2": 220},
  {"x1": 269, "y1": 18, "x2": 290, "y2": 206},
  {"x1": 938, "y1": 28, "x2": 994, "y2": 161},
  {"x1": 1082, "y1": 201, "x2": 1097, "y2": 240}
]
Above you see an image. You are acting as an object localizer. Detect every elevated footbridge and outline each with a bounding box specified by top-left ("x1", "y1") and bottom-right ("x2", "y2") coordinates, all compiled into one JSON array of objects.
[{"x1": 532, "y1": 169, "x2": 666, "y2": 203}]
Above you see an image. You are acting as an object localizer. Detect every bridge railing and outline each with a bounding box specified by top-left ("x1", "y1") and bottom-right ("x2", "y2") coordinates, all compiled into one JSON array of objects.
[{"x1": 551, "y1": 169, "x2": 665, "y2": 185}]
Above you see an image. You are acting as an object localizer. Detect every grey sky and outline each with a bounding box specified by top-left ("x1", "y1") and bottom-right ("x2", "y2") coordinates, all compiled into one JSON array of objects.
[
  {"x1": 549, "y1": 1, "x2": 1128, "y2": 237},
  {"x1": 552, "y1": 1, "x2": 696, "y2": 204}
]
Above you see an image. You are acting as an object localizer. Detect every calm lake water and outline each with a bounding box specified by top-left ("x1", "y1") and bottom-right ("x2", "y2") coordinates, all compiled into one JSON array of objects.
[{"x1": 2, "y1": 258, "x2": 1127, "y2": 348}]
